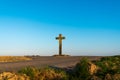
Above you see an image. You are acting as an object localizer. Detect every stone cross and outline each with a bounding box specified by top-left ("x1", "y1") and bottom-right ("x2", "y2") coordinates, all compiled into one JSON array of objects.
[{"x1": 56, "y1": 34, "x2": 65, "y2": 56}]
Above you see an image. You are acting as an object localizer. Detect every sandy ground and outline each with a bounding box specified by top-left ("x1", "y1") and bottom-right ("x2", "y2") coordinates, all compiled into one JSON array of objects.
[{"x1": 0, "y1": 56, "x2": 102, "y2": 72}]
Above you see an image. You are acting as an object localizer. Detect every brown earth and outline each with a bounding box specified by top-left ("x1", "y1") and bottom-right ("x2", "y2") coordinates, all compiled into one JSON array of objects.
[
  {"x1": 0, "y1": 56, "x2": 31, "y2": 62},
  {"x1": 0, "y1": 56, "x2": 102, "y2": 72}
]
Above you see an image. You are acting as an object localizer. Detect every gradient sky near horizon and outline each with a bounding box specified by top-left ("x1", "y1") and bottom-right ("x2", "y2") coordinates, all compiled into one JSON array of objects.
[{"x1": 0, "y1": 0, "x2": 120, "y2": 56}]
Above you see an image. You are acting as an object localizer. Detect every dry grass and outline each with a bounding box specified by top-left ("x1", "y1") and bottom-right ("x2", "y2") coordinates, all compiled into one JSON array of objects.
[
  {"x1": 0, "y1": 72, "x2": 30, "y2": 80},
  {"x1": 19, "y1": 67, "x2": 68, "y2": 80},
  {"x1": 0, "y1": 56, "x2": 31, "y2": 62}
]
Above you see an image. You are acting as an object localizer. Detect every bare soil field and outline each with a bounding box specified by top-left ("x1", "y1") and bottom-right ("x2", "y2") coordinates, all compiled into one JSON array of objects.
[
  {"x1": 0, "y1": 56, "x2": 31, "y2": 62},
  {"x1": 0, "y1": 56, "x2": 102, "y2": 72}
]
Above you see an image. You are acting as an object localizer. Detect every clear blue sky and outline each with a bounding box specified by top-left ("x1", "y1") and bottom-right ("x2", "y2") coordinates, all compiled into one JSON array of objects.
[{"x1": 0, "y1": 0, "x2": 120, "y2": 56}]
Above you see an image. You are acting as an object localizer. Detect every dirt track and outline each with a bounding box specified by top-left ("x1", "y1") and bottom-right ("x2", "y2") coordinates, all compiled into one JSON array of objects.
[{"x1": 0, "y1": 56, "x2": 101, "y2": 72}]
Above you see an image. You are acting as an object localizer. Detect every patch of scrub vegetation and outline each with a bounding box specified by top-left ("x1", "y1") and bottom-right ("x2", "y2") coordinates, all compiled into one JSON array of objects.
[
  {"x1": 68, "y1": 57, "x2": 95, "y2": 80},
  {"x1": 94, "y1": 56, "x2": 120, "y2": 79},
  {"x1": 18, "y1": 67, "x2": 68, "y2": 80},
  {"x1": 68, "y1": 56, "x2": 120, "y2": 80},
  {"x1": 0, "y1": 56, "x2": 31, "y2": 62},
  {"x1": 0, "y1": 72, "x2": 29, "y2": 80}
]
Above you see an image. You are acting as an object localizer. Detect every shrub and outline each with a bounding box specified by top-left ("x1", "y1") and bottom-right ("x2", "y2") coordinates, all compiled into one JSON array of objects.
[
  {"x1": 18, "y1": 67, "x2": 37, "y2": 80},
  {"x1": 95, "y1": 56, "x2": 120, "y2": 79},
  {"x1": 71, "y1": 57, "x2": 91, "y2": 80}
]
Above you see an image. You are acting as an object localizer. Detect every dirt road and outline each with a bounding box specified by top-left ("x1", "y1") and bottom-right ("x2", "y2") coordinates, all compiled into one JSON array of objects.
[{"x1": 0, "y1": 56, "x2": 101, "y2": 72}]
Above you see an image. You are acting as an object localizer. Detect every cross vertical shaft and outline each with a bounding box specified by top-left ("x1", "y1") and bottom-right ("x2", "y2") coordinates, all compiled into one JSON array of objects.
[
  {"x1": 56, "y1": 34, "x2": 65, "y2": 56},
  {"x1": 59, "y1": 34, "x2": 62, "y2": 55}
]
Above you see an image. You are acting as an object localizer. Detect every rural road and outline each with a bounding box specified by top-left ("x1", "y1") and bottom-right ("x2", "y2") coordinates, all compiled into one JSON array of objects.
[{"x1": 0, "y1": 56, "x2": 101, "y2": 72}]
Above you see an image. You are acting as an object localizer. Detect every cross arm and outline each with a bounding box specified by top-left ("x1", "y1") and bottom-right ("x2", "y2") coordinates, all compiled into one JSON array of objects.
[
  {"x1": 62, "y1": 37, "x2": 65, "y2": 39},
  {"x1": 56, "y1": 37, "x2": 65, "y2": 40},
  {"x1": 56, "y1": 37, "x2": 59, "y2": 40}
]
